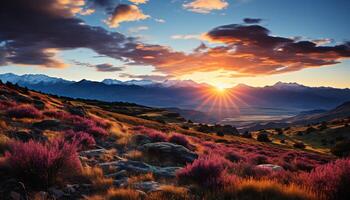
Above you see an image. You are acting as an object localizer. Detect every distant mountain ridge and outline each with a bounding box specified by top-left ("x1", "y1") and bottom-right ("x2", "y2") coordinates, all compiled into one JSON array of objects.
[{"x1": 1, "y1": 73, "x2": 350, "y2": 124}]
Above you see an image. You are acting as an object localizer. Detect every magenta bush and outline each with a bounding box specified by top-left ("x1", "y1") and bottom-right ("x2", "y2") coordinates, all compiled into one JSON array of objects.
[
  {"x1": 168, "y1": 133, "x2": 190, "y2": 148},
  {"x1": 7, "y1": 104, "x2": 42, "y2": 118},
  {"x1": 299, "y1": 158, "x2": 350, "y2": 200},
  {"x1": 87, "y1": 125, "x2": 108, "y2": 137},
  {"x1": 5, "y1": 139, "x2": 81, "y2": 189},
  {"x1": 230, "y1": 161, "x2": 272, "y2": 179},
  {"x1": 43, "y1": 110, "x2": 68, "y2": 119},
  {"x1": 64, "y1": 130, "x2": 96, "y2": 150},
  {"x1": 65, "y1": 115, "x2": 108, "y2": 137},
  {"x1": 133, "y1": 126, "x2": 168, "y2": 142},
  {"x1": 176, "y1": 155, "x2": 232, "y2": 188},
  {"x1": 0, "y1": 100, "x2": 17, "y2": 110}
]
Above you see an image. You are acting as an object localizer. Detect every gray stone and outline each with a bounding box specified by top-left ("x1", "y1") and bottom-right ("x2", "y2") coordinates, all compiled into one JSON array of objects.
[
  {"x1": 106, "y1": 170, "x2": 127, "y2": 179},
  {"x1": 256, "y1": 164, "x2": 283, "y2": 171},
  {"x1": 48, "y1": 188, "x2": 66, "y2": 199},
  {"x1": 139, "y1": 142, "x2": 198, "y2": 164},
  {"x1": 80, "y1": 148, "x2": 106, "y2": 157},
  {"x1": 133, "y1": 181, "x2": 160, "y2": 192},
  {"x1": 99, "y1": 160, "x2": 181, "y2": 178}
]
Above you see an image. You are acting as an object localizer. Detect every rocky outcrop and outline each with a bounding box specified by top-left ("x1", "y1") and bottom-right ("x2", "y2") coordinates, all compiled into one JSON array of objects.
[
  {"x1": 139, "y1": 142, "x2": 198, "y2": 165},
  {"x1": 99, "y1": 160, "x2": 181, "y2": 178}
]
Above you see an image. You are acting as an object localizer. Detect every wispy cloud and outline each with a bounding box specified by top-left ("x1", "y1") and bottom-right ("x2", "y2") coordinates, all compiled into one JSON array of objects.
[
  {"x1": 154, "y1": 18, "x2": 166, "y2": 23},
  {"x1": 171, "y1": 34, "x2": 201, "y2": 40},
  {"x1": 128, "y1": 26, "x2": 149, "y2": 33},
  {"x1": 129, "y1": 0, "x2": 149, "y2": 5},
  {"x1": 183, "y1": 0, "x2": 228, "y2": 14}
]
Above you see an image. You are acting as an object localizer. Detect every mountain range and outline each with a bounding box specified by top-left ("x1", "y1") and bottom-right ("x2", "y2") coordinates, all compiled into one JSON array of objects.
[{"x1": 1, "y1": 73, "x2": 350, "y2": 125}]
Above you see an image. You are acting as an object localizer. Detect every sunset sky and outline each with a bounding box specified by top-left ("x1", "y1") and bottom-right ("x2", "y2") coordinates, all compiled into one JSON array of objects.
[{"x1": 1, "y1": 0, "x2": 350, "y2": 88}]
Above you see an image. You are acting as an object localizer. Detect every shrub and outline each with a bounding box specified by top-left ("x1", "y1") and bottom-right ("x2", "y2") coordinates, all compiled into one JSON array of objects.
[
  {"x1": 81, "y1": 166, "x2": 113, "y2": 192},
  {"x1": 293, "y1": 142, "x2": 306, "y2": 149},
  {"x1": 230, "y1": 162, "x2": 272, "y2": 179},
  {"x1": 331, "y1": 140, "x2": 350, "y2": 157},
  {"x1": 177, "y1": 155, "x2": 232, "y2": 189},
  {"x1": 300, "y1": 158, "x2": 350, "y2": 200},
  {"x1": 43, "y1": 110, "x2": 68, "y2": 119},
  {"x1": 0, "y1": 100, "x2": 16, "y2": 110},
  {"x1": 133, "y1": 126, "x2": 168, "y2": 142},
  {"x1": 66, "y1": 115, "x2": 109, "y2": 137},
  {"x1": 214, "y1": 178, "x2": 317, "y2": 200},
  {"x1": 7, "y1": 104, "x2": 42, "y2": 119},
  {"x1": 88, "y1": 188, "x2": 142, "y2": 200},
  {"x1": 5, "y1": 139, "x2": 81, "y2": 189},
  {"x1": 257, "y1": 132, "x2": 271, "y2": 142},
  {"x1": 0, "y1": 134, "x2": 10, "y2": 154},
  {"x1": 147, "y1": 185, "x2": 190, "y2": 200},
  {"x1": 64, "y1": 130, "x2": 96, "y2": 150},
  {"x1": 168, "y1": 133, "x2": 190, "y2": 148},
  {"x1": 87, "y1": 125, "x2": 109, "y2": 137}
]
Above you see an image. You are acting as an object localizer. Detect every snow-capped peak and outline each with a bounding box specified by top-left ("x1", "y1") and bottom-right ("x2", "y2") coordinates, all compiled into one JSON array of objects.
[
  {"x1": 0, "y1": 73, "x2": 70, "y2": 84},
  {"x1": 272, "y1": 81, "x2": 306, "y2": 90}
]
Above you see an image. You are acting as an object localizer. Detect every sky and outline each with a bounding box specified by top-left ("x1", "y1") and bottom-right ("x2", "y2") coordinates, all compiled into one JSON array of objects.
[{"x1": 0, "y1": 0, "x2": 350, "y2": 88}]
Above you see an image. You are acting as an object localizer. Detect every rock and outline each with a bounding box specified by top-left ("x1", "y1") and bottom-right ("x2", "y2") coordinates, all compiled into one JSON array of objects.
[
  {"x1": 133, "y1": 181, "x2": 160, "y2": 192},
  {"x1": 32, "y1": 119, "x2": 61, "y2": 130},
  {"x1": 106, "y1": 170, "x2": 127, "y2": 179},
  {"x1": 99, "y1": 160, "x2": 181, "y2": 178},
  {"x1": 131, "y1": 134, "x2": 152, "y2": 145},
  {"x1": 0, "y1": 179, "x2": 28, "y2": 200},
  {"x1": 139, "y1": 142, "x2": 198, "y2": 164},
  {"x1": 64, "y1": 184, "x2": 78, "y2": 193},
  {"x1": 67, "y1": 106, "x2": 87, "y2": 116},
  {"x1": 114, "y1": 177, "x2": 128, "y2": 187},
  {"x1": 33, "y1": 99, "x2": 45, "y2": 110},
  {"x1": 80, "y1": 148, "x2": 107, "y2": 157},
  {"x1": 10, "y1": 191, "x2": 21, "y2": 200},
  {"x1": 256, "y1": 164, "x2": 283, "y2": 171},
  {"x1": 48, "y1": 188, "x2": 66, "y2": 199},
  {"x1": 10, "y1": 131, "x2": 32, "y2": 142}
]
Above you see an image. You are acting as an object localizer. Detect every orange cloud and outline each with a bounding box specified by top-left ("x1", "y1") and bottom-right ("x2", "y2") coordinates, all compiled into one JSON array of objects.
[
  {"x1": 129, "y1": 0, "x2": 149, "y2": 4},
  {"x1": 130, "y1": 24, "x2": 350, "y2": 77},
  {"x1": 106, "y1": 4, "x2": 150, "y2": 28},
  {"x1": 183, "y1": 0, "x2": 228, "y2": 13}
]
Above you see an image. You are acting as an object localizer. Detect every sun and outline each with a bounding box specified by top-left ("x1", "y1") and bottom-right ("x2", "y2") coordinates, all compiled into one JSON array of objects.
[{"x1": 214, "y1": 84, "x2": 227, "y2": 93}]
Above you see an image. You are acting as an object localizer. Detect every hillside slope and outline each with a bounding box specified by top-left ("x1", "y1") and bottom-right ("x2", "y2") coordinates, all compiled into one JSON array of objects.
[{"x1": 0, "y1": 82, "x2": 341, "y2": 200}]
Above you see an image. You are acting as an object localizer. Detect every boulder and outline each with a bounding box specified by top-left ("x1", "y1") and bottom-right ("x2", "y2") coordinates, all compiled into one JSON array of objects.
[
  {"x1": 131, "y1": 134, "x2": 152, "y2": 145},
  {"x1": 139, "y1": 142, "x2": 198, "y2": 164},
  {"x1": 99, "y1": 160, "x2": 181, "y2": 178},
  {"x1": 256, "y1": 164, "x2": 283, "y2": 171},
  {"x1": 133, "y1": 181, "x2": 160, "y2": 192},
  {"x1": 66, "y1": 106, "x2": 87, "y2": 116}
]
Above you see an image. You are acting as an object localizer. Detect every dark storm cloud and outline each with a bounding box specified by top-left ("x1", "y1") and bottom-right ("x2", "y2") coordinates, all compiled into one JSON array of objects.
[
  {"x1": 95, "y1": 63, "x2": 124, "y2": 72},
  {"x1": 72, "y1": 61, "x2": 124, "y2": 72},
  {"x1": 243, "y1": 18, "x2": 262, "y2": 24}
]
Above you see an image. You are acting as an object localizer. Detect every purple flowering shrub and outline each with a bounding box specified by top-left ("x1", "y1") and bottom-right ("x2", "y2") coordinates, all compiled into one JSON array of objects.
[{"x1": 5, "y1": 139, "x2": 81, "y2": 189}]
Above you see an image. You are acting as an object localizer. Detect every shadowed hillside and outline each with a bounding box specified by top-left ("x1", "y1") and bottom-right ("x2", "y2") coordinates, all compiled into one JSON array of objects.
[{"x1": 1, "y1": 82, "x2": 349, "y2": 200}]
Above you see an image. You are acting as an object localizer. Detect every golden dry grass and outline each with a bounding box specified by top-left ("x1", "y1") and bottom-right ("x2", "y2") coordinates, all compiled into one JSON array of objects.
[
  {"x1": 127, "y1": 172, "x2": 154, "y2": 185},
  {"x1": 206, "y1": 178, "x2": 319, "y2": 200},
  {"x1": 124, "y1": 150, "x2": 143, "y2": 161},
  {"x1": 147, "y1": 185, "x2": 191, "y2": 200},
  {"x1": 87, "y1": 188, "x2": 143, "y2": 200},
  {"x1": 81, "y1": 166, "x2": 114, "y2": 192}
]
